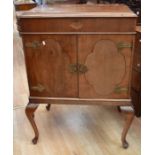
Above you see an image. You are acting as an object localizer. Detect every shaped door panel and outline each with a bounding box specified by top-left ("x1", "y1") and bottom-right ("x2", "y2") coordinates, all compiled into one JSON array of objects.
[{"x1": 78, "y1": 35, "x2": 134, "y2": 99}]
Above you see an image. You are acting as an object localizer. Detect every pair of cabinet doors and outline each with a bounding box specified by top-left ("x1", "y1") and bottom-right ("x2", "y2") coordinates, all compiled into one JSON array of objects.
[{"x1": 23, "y1": 34, "x2": 134, "y2": 99}]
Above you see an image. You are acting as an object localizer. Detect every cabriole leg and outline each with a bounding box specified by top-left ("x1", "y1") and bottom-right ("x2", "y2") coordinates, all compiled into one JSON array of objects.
[
  {"x1": 120, "y1": 106, "x2": 135, "y2": 149},
  {"x1": 25, "y1": 103, "x2": 39, "y2": 144}
]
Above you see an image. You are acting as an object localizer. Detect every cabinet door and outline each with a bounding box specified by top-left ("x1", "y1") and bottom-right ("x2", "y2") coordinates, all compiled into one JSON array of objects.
[
  {"x1": 78, "y1": 35, "x2": 134, "y2": 99},
  {"x1": 23, "y1": 35, "x2": 78, "y2": 97}
]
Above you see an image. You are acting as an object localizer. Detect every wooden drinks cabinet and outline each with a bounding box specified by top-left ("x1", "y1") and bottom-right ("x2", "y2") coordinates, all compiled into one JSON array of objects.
[{"x1": 16, "y1": 4, "x2": 137, "y2": 148}]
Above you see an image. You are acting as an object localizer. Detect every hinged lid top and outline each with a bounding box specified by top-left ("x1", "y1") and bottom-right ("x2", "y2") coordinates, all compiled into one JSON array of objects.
[{"x1": 16, "y1": 4, "x2": 137, "y2": 18}]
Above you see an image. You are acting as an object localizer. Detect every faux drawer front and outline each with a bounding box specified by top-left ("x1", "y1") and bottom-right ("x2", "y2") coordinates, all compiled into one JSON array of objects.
[{"x1": 18, "y1": 17, "x2": 136, "y2": 33}]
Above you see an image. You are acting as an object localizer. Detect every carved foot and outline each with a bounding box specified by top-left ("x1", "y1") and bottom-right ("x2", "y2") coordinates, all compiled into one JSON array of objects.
[
  {"x1": 25, "y1": 103, "x2": 39, "y2": 144},
  {"x1": 122, "y1": 140, "x2": 129, "y2": 149},
  {"x1": 120, "y1": 106, "x2": 134, "y2": 149},
  {"x1": 32, "y1": 137, "x2": 38, "y2": 144},
  {"x1": 46, "y1": 104, "x2": 51, "y2": 111}
]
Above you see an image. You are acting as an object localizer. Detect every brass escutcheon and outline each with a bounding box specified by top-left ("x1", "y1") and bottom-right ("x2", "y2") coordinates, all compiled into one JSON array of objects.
[
  {"x1": 78, "y1": 64, "x2": 88, "y2": 74},
  {"x1": 68, "y1": 63, "x2": 88, "y2": 74},
  {"x1": 68, "y1": 64, "x2": 78, "y2": 73},
  {"x1": 70, "y1": 21, "x2": 83, "y2": 30}
]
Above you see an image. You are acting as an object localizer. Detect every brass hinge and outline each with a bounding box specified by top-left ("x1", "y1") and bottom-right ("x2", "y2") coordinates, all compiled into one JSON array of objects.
[
  {"x1": 31, "y1": 84, "x2": 45, "y2": 92},
  {"x1": 25, "y1": 41, "x2": 42, "y2": 48},
  {"x1": 114, "y1": 85, "x2": 128, "y2": 94},
  {"x1": 117, "y1": 42, "x2": 132, "y2": 50}
]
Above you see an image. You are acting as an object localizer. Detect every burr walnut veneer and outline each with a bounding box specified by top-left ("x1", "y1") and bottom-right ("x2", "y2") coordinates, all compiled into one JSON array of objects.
[{"x1": 16, "y1": 4, "x2": 137, "y2": 148}]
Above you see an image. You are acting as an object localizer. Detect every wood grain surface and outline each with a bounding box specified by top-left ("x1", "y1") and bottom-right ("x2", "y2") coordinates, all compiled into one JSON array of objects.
[
  {"x1": 13, "y1": 9, "x2": 140, "y2": 153},
  {"x1": 16, "y1": 4, "x2": 137, "y2": 18},
  {"x1": 14, "y1": 4, "x2": 138, "y2": 148},
  {"x1": 78, "y1": 34, "x2": 134, "y2": 99},
  {"x1": 17, "y1": 17, "x2": 136, "y2": 33},
  {"x1": 22, "y1": 34, "x2": 78, "y2": 97}
]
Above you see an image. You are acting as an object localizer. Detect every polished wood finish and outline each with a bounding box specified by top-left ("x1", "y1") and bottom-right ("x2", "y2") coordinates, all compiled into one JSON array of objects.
[
  {"x1": 14, "y1": 12, "x2": 140, "y2": 153},
  {"x1": 16, "y1": 4, "x2": 137, "y2": 147},
  {"x1": 120, "y1": 106, "x2": 135, "y2": 148},
  {"x1": 22, "y1": 35, "x2": 78, "y2": 97},
  {"x1": 29, "y1": 97, "x2": 131, "y2": 105},
  {"x1": 17, "y1": 18, "x2": 136, "y2": 33},
  {"x1": 131, "y1": 26, "x2": 141, "y2": 117},
  {"x1": 16, "y1": 4, "x2": 137, "y2": 18},
  {"x1": 25, "y1": 103, "x2": 39, "y2": 144},
  {"x1": 131, "y1": 89, "x2": 141, "y2": 116},
  {"x1": 78, "y1": 34, "x2": 134, "y2": 99},
  {"x1": 17, "y1": 4, "x2": 136, "y2": 33},
  {"x1": 131, "y1": 70, "x2": 141, "y2": 91}
]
